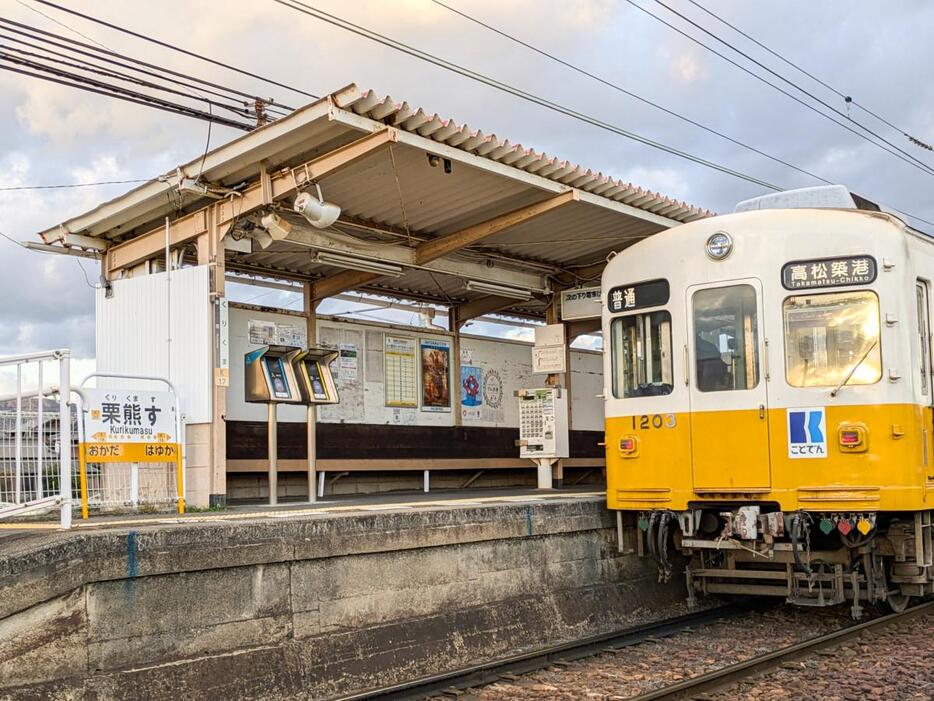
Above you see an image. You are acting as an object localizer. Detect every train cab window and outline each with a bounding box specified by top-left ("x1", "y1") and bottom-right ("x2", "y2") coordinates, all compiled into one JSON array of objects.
[
  {"x1": 783, "y1": 290, "x2": 882, "y2": 387},
  {"x1": 916, "y1": 282, "x2": 931, "y2": 396},
  {"x1": 611, "y1": 311, "x2": 673, "y2": 398},
  {"x1": 692, "y1": 285, "x2": 760, "y2": 392}
]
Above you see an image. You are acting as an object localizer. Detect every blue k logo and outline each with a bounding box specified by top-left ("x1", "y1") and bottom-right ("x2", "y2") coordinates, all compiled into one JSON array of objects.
[{"x1": 787, "y1": 407, "x2": 827, "y2": 459}]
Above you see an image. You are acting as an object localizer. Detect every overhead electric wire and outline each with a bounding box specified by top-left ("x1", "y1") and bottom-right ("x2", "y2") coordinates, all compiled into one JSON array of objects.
[
  {"x1": 272, "y1": 0, "x2": 785, "y2": 191},
  {"x1": 32, "y1": 0, "x2": 319, "y2": 102},
  {"x1": 651, "y1": 0, "x2": 934, "y2": 172},
  {"x1": 0, "y1": 17, "x2": 293, "y2": 114},
  {"x1": 0, "y1": 29, "x2": 287, "y2": 118},
  {"x1": 0, "y1": 61, "x2": 254, "y2": 130},
  {"x1": 0, "y1": 179, "x2": 149, "y2": 191},
  {"x1": 0, "y1": 45, "x2": 258, "y2": 120},
  {"x1": 273, "y1": 0, "x2": 934, "y2": 230},
  {"x1": 629, "y1": 0, "x2": 934, "y2": 178},
  {"x1": 430, "y1": 0, "x2": 832, "y2": 187},
  {"x1": 685, "y1": 0, "x2": 933, "y2": 151}
]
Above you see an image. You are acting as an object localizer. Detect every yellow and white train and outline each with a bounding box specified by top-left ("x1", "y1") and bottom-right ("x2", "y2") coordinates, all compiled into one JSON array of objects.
[{"x1": 602, "y1": 185, "x2": 934, "y2": 616}]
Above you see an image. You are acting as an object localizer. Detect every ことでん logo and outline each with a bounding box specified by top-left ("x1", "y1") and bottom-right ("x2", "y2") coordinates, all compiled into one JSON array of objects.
[{"x1": 787, "y1": 407, "x2": 827, "y2": 459}]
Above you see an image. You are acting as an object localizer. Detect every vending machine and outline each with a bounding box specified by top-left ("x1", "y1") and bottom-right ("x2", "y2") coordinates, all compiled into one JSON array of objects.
[{"x1": 516, "y1": 387, "x2": 569, "y2": 488}]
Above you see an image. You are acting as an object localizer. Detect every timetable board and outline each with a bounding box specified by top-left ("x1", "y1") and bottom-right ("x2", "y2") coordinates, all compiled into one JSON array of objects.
[{"x1": 384, "y1": 335, "x2": 417, "y2": 407}]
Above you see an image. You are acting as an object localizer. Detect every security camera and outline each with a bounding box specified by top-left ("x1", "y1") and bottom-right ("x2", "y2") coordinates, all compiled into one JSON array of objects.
[{"x1": 294, "y1": 191, "x2": 340, "y2": 229}]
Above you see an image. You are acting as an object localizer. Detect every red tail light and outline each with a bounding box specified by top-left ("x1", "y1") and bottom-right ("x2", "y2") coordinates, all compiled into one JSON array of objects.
[
  {"x1": 620, "y1": 438, "x2": 636, "y2": 451},
  {"x1": 840, "y1": 430, "x2": 860, "y2": 445}
]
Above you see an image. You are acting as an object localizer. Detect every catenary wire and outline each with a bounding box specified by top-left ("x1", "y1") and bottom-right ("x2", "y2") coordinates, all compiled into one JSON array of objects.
[
  {"x1": 633, "y1": 0, "x2": 934, "y2": 178},
  {"x1": 0, "y1": 30, "x2": 285, "y2": 116},
  {"x1": 0, "y1": 17, "x2": 293, "y2": 114},
  {"x1": 685, "y1": 0, "x2": 933, "y2": 151},
  {"x1": 429, "y1": 0, "x2": 832, "y2": 186},
  {"x1": 0, "y1": 46, "x2": 258, "y2": 119},
  {"x1": 272, "y1": 0, "x2": 785, "y2": 191},
  {"x1": 33, "y1": 0, "x2": 318, "y2": 102},
  {"x1": 0, "y1": 62, "x2": 254, "y2": 130},
  {"x1": 0, "y1": 179, "x2": 149, "y2": 191},
  {"x1": 272, "y1": 0, "x2": 934, "y2": 229}
]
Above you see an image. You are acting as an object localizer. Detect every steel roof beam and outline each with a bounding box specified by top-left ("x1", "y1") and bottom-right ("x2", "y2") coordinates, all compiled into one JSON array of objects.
[
  {"x1": 311, "y1": 190, "x2": 575, "y2": 301},
  {"x1": 104, "y1": 128, "x2": 397, "y2": 275}
]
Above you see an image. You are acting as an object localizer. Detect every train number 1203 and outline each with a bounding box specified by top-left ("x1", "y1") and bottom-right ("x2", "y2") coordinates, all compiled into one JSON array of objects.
[{"x1": 631, "y1": 414, "x2": 677, "y2": 430}]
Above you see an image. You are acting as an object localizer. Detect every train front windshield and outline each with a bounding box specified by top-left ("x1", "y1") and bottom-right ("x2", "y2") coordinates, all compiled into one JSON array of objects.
[{"x1": 782, "y1": 290, "x2": 882, "y2": 387}]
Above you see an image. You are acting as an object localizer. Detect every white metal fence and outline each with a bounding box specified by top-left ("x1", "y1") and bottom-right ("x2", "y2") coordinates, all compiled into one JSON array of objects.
[{"x1": 0, "y1": 349, "x2": 73, "y2": 528}]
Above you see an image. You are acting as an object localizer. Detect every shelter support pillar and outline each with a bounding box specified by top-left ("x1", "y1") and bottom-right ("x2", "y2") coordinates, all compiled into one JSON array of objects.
[
  {"x1": 449, "y1": 306, "x2": 463, "y2": 428},
  {"x1": 545, "y1": 293, "x2": 569, "y2": 488},
  {"x1": 304, "y1": 282, "x2": 319, "y2": 502},
  {"x1": 199, "y1": 215, "x2": 228, "y2": 508}
]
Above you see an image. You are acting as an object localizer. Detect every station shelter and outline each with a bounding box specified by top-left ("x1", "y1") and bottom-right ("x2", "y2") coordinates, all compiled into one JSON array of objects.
[{"x1": 34, "y1": 84, "x2": 709, "y2": 507}]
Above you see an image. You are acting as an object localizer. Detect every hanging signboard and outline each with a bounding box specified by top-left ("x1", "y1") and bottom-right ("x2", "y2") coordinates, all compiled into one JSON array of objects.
[
  {"x1": 81, "y1": 388, "x2": 179, "y2": 462},
  {"x1": 560, "y1": 286, "x2": 601, "y2": 320}
]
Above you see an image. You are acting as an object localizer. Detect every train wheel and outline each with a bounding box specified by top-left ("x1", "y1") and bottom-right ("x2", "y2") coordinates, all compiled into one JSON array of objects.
[
  {"x1": 881, "y1": 561, "x2": 911, "y2": 613},
  {"x1": 884, "y1": 586, "x2": 911, "y2": 613}
]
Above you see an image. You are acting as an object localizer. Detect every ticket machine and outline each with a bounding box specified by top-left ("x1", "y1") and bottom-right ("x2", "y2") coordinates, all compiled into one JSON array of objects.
[
  {"x1": 245, "y1": 345, "x2": 305, "y2": 405},
  {"x1": 290, "y1": 348, "x2": 340, "y2": 405},
  {"x1": 244, "y1": 345, "x2": 340, "y2": 506}
]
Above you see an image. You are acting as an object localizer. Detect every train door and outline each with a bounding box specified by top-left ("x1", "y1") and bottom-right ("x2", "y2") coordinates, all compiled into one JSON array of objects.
[{"x1": 687, "y1": 280, "x2": 771, "y2": 490}]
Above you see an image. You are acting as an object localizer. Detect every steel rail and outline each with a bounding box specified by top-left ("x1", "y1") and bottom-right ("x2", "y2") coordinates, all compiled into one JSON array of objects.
[
  {"x1": 629, "y1": 599, "x2": 934, "y2": 700},
  {"x1": 335, "y1": 605, "x2": 756, "y2": 701}
]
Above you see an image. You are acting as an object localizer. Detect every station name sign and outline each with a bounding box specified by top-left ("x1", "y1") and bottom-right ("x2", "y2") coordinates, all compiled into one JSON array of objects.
[
  {"x1": 607, "y1": 279, "x2": 670, "y2": 313},
  {"x1": 781, "y1": 255, "x2": 877, "y2": 290}
]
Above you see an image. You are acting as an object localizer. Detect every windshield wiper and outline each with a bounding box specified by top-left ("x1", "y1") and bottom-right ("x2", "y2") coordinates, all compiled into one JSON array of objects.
[{"x1": 830, "y1": 339, "x2": 879, "y2": 397}]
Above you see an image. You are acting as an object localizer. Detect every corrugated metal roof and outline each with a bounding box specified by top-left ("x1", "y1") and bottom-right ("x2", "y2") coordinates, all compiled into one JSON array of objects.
[
  {"x1": 335, "y1": 87, "x2": 712, "y2": 224},
  {"x1": 36, "y1": 82, "x2": 714, "y2": 319}
]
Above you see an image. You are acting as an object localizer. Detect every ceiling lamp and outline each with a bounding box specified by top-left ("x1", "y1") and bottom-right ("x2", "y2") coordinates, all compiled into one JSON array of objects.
[
  {"x1": 465, "y1": 280, "x2": 533, "y2": 301},
  {"x1": 314, "y1": 251, "x2": 404, "y2": 277}
]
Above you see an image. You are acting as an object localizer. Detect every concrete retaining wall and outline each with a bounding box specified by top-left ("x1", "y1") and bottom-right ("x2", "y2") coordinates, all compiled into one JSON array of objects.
[{"x1": 0, "y1": 498, "x2": 684, "y2": 699}]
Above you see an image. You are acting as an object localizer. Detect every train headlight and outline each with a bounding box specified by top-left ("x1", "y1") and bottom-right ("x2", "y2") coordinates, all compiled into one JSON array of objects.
[{"x1": 705, "y1": 231, "x2": 733, "y2": 260}]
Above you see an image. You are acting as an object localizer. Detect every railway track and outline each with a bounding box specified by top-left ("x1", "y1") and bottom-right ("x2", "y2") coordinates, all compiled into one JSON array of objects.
[
  {"x1": 629, "y1": 599, "x2": 934, "y2": 700},
  {"x1": 337, "y1": 605, "x2": 752, "y2": 701}
]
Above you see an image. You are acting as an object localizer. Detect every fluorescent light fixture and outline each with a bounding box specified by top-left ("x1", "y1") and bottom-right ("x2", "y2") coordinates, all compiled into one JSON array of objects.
[
  {"x1": 465, "y1": 280, "x2": 533, "y2": 301},
  {"x1": 294, "y1": 191, "x2": 341, "y2": 229},
  {"x1": 314, "y1": 252, "x2": 404, "y2": 277}
]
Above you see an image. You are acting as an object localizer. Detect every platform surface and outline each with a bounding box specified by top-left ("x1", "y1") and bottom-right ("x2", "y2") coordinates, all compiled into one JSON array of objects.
[{"x1": 0, "y1": 486, "x2": 605, "y2": 543}]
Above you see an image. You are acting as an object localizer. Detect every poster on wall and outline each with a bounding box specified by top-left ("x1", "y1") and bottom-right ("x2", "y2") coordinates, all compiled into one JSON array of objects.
[
  {"x1": 247, "y1": 319, "x2": 306, "y2": 347},
  {"x1": 420, "y1": 339, "x2": 451, "y2": 412},
  {"x1": 248, "y1": 319, "x2": 276, "y2": 345},
  {"x1": 460, "y1": 365, "x2": 483, "y2": 420},
  {"x1": 385, "y1": 335, "x2": 418, "y2": 407},
  {"x1": 339, "y1": 343, "x2": 359, "y2": 380}
]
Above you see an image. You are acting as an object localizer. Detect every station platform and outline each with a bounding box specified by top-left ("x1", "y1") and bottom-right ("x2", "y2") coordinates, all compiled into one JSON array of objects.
[
  {"x1": 0, "y1": 485, "x2": 604, "y2": 536},
  {"x1": 0, "y1": 484, "x2": 688, "y2": 699}
]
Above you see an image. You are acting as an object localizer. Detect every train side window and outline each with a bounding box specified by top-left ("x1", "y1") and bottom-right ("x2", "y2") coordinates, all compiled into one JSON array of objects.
[
  {"x1": 692, "y1": 285, "x2": 760, "y2": 392},
  {"x1": 783, "y1": 290, "x2": 882, "y2": 388},
  {"x1": 917, "y1": 282, "x2": 931, "y2": 396},
  {"x1": 610, "y1": 310, "x2": 673, "y2": 398}
]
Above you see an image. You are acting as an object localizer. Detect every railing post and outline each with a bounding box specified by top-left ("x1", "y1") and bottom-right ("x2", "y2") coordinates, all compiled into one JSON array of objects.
[{"x1": 58, "y1": 351, "x2": 72, "y2": 529}]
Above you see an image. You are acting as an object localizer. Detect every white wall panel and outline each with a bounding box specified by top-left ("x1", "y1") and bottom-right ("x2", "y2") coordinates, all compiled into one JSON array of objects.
[
  {"x1": 226, "y1": 305, "x2": 605, "y2": 431},
  {"x1": 95, "y1": 266, "x2": 211, "y2": 423}
]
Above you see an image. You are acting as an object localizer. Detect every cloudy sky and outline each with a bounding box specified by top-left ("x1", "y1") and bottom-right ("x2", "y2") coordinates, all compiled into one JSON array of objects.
[{"x1": 1, "y1": 0, "x2": 933, "y2": 387}]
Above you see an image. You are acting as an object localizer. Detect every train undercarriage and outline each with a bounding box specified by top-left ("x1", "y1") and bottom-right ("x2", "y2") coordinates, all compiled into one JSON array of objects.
[{"x1": 636, "y1": 506, "x2": 934, "y2": 618}]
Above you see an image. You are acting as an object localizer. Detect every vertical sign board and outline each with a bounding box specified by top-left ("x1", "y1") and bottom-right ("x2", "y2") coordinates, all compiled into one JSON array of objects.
[{"x1": 79, "y1": 388, "x2": 183, "y2": 517}]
